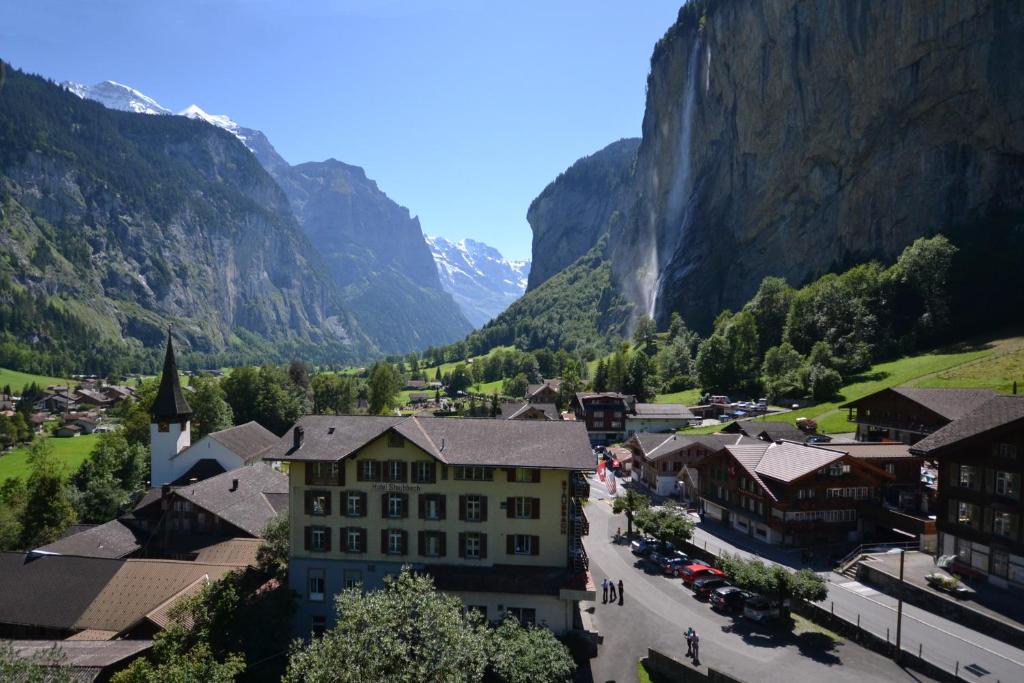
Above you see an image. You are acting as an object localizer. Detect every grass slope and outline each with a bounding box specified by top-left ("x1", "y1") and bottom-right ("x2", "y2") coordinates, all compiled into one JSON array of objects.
[
  {"x1": 0, "y1": 433, "x2": 98, "y2": 481},
  {"x1": 753, "y1": 335, "x2": 1024, "y2": 434},
  {"x1": 0, "y1": 367, "x2": 70, "y2": 392}
]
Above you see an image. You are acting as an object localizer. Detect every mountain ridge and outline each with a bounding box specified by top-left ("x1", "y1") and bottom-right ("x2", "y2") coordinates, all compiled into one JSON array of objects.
[{"x1": 425, "y1": 235, "x2": 530, "y2": 327}]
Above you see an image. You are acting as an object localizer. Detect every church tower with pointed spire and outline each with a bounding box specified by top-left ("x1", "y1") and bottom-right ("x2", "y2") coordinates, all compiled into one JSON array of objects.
[{"x1": 150, "y1": 331, "x2": 192, "y2": 485}]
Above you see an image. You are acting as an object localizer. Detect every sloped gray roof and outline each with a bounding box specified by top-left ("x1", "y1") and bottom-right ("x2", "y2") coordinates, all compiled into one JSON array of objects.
[
  {"x1": 632, "y1": 403, "x2": 696, "y2": 419},
  {"x1": 841, "y1": 387, "x2": 997, "y2": 421},
  {"x1": 35, "y1": 520, "x2": 143, "y2": 559},
  {"x1": 208, "y1": 421, "x2": 279, "y2": 462},
  {"x1": 172, "y1": 464, "x2": 288, "y2": 536},
  {"x1": 266, "y1": 415, "x2": 593, "y2": 470},
  {"x1": 911, "y1": 394, "x2": 1024, "y2": 455},
  {"x1": 0, "y1": 553, "x2": 122, "y2": 630},
  {"x1": 501, "y1": 402, "x2": 558, "y2": 420},
  {"x1": 723, "y1": 441, "x2": 849, "y2": 501},
  {"x1": 10, "y1": 639, "x2": 152, "y2": 669},
  {"x1": 633, "y1": 432, "x2": 757, "y2": 461}
]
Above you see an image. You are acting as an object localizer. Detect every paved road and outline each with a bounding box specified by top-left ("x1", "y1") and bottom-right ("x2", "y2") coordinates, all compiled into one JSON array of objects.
[
  {"x1": 583, "y1": 478, "x2": 937, "y2": 683},
  {"x1": 684, "y1": 510, "x2": 1024, "y2": 683}
]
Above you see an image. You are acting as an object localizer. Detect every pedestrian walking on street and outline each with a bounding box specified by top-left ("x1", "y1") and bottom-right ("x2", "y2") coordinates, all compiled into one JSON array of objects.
[
  {"x1": 602, "y1": 578, "x2": 608, "y2": 604},
  {"x1": 617, "y1": 579, "x2": 624, "y2": 605},
  {"x1": 608, "y1": 580, "x2": 617, "y2": 603},
  {"x1": 691, "y1": 631, "x2": 700, "y2": 666},
  {"x1": 685, "y1": 627, "x2": 694, "y2": 657}
]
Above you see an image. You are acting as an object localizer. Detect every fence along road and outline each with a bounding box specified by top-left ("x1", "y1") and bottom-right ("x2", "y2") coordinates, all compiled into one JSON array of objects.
[{"x1": 686, "y1": 522, "x2": 1024, "y2": 683}]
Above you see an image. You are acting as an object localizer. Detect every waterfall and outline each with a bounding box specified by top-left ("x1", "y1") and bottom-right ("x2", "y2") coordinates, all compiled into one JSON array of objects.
[{"x1": 648, "y1": 37, "x2": 702, "y2": 319}]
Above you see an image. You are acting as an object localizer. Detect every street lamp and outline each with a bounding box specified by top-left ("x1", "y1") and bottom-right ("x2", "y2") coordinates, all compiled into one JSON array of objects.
[{"x1": 895, "y1": 548, "x2": 905, "y2": 665}]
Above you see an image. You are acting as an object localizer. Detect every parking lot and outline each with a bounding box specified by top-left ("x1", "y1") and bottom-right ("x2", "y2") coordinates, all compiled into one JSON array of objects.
[{"x1": 583, "y1": 481, "x2": 937, "y2": 683}]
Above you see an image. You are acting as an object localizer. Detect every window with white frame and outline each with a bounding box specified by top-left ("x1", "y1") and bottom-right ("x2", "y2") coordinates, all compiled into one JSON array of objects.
[
  {"x1": 307, "y1": 570, "x2": 324, "y2": 602},
  {"x1": 506, "y1": 607, "x2": 536, "y2": 626},
  {"x1": 465, "y1": 533, "x2": 481, "y2": 559},
  {"x1": 514, "y1": 497, "x2": 534, "y2": 519},
  {"x1": 413, "y1": 461, "x2": 434, "y2": 483},
  {"x1": 994, "y1": 443, "x2": 1019, "y2": 460},
  {"x1": 388, "y1": 529, "x2": 403, "y2": 555},
  {"x1": 993, "y1": 511, "x2": 1015, "y2": 538},
  {"x1": 514, "y1": 468, "x2": 534, "y2": 483},
  {"x1": 387, "y1": 494, "x2": 404, "y2": 518},
  {"x1": 513, "y1": 535, "x2": 532, "y2": 555},
  {"x1": 884, "y1": 463, "x2": 896, "y2": 475},
  {"x1": 425, "y1": 495, "x2": 441, "y2": 520},
  {"x1": 995, "y1": 471, "x2": 1019, "y2": 498},
  {"x1": 958, "y1": 465, "x2": 979, "y2": 490},
  {"x1": 465, "y1": 495, "x2": 482, "y2": 522},
  {"x1": 347, "y1": 492, "x2": 362, "y2": 517},
  {"x1": 346, "y1": 528, "x2": 362, "y2": 552},
  {"x1": 387, "y1": 460, "x2": 404, "y2": 482},
  {"x1": 343, "y1": 570, "x2": 362, "y2": 589},
  {"x1": 424, "y1": 533, "x2": 441, "y2": 557},
  {"x1": 311, "y1": 527, "x2": 327, "y2": 551},
  {"x1": 456, "y1": 467, "x2": 493, "y2": 481}
]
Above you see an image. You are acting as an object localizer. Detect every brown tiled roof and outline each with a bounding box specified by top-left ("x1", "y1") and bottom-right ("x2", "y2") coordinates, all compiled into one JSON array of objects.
[
  {"x1": 840, "y1": 443, "x2": 919, "y2": 459},
  {"x1": 9, "y1": 639, "x2": 152, "y2": 668},
  {"x1": 722, "y1": 441, "x2": 849, "y2": 501},
  {"x1": 35, "y1": 520, "x2": 143, "y2": 559},
  {"x1": 267, "y1": 415, "x2": 593, "y2": 470},
  {"x1": 64, "y1": 629, "x2": 119, "y2": 641},
  {"x1": 193, "y1": 538, "x2": 262, "y2": 566},
  {"x1": 911, "y1": 394, "x2": 1024, "y2": 455},
  {"x1": 753, "y1": 424, "x2": 809, "y2": 443},
  {"x1": 0, "y1": 553, "x2": 123, "y2": 630},
  {"x1": 841, "y1": 387, "x2": 997, "y2": 421},
  {"x1": 74, "y1": 559, "x2": 238, "y2": 633}
]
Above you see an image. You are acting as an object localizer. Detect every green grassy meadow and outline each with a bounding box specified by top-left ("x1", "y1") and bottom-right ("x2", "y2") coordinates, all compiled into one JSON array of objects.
[
  {"x1": 0, "y1": 367, "x2": 71, "y2": 392},
  {"x1": 0, "y1": 433, "x2": 99, "y2": 481}
]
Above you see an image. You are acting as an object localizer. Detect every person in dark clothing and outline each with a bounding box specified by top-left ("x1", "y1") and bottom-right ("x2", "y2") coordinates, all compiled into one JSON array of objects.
[
  {"x1": 685, "y1": 627, "x2": 694, "y2": 656},
  {"x1": 602, "y1": 578, "x2": 608, "y2": 604},
  {"x1": 691, "y1": 631, "x2": 700, "y2": 666},
  {"x1": 608, "y1": 580, "x2": 617, "y2": 603},
  {"x1": 617, "y1": 580, "x2": 624, "y2": 605}
]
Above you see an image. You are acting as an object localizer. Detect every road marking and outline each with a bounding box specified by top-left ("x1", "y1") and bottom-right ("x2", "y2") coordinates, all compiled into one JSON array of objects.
[
  {"x1": 829, "y1": 580, "x2": 1024, "y2": 669},
  {"x1": 838, "y1": 581, "x2": 879, "y2": 596}
]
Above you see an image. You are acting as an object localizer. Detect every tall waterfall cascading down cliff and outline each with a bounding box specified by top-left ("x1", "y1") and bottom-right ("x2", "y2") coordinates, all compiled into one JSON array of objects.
[
  {"x1": 648, "y1": 37, "x2": 703, "y2": 319},
  {"x1": 606, "y1": 0, "x2": 1024, "y2": 334}
]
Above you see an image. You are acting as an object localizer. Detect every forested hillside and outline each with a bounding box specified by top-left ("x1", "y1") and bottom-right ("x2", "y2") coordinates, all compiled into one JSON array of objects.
[{"x1": 0, "y1": 64, "x2": 369, "y2": 375}]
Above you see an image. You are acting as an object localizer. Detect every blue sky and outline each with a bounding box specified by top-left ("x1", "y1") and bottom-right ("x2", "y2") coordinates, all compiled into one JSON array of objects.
[{"x1": 2, "y1": 0, "x2": 682, "y2": 260}]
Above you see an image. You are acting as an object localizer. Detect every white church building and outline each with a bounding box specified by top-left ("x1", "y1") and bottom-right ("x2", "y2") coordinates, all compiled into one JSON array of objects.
[{"x1": 150, "y1": 334, "x2": 278, "y2": 486}]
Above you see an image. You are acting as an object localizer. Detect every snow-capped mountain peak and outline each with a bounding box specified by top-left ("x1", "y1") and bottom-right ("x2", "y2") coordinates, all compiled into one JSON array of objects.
[
  {"x1": 180, "y1": 104, "x2": 241, "y2": 134},
  {"x1": 426, "y1": 236, "x2": 530, "y2": 327},
  {"x1": 62, "y1": 80, "x2": 171, "y2": 115}
]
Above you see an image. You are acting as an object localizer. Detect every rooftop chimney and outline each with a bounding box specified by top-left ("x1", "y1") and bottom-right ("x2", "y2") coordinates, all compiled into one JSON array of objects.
[
  {"x1": 293, "y1": 425, "x2": 304, "y2": 450},
  {"x1": 230, "y1": 478, "x2": 238, "y2": 492}
]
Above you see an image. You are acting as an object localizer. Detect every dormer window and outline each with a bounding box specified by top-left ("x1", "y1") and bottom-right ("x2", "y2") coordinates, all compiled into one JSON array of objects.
[{"x1": 388, "y1": 433, "x2": 405, "y2": 448}]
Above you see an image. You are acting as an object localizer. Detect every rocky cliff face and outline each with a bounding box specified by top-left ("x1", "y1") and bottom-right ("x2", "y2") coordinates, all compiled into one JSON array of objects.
[
  {"x1": 612, "y1": 0, "x2": 1024, "y2": 332},
  {"x1": 0, "y1": 66, "x2": 362, "y2": 358},
  {"x1": 526, "y1": 138, "x2": 640, "y2": 291}
]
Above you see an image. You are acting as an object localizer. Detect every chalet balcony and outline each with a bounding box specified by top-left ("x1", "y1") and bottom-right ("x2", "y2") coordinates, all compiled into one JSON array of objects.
[
  {"x1": 571, "y1": 472, "x2": 590, "y2": 499},
  {"x1": 570, "y1": 500, "x2": 589, "y2": 536},
  {"x1": 569, "y1": 541, "x2": 589, "y2": 572},
  {"x1": 844, "y1": 410, "x2": 936, "y2": 435}
]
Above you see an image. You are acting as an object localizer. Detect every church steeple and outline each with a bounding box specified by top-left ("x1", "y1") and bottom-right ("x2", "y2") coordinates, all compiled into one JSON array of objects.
[{"x1": 151, "y1": 331, "x2": 192, "y2": 421}]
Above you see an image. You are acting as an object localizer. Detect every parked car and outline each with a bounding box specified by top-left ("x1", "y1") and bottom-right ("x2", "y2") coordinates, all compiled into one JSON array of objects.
[
  {"x1": 710, "y1": 586, "x2": 750, "y2": 614},
  {"x1": 643, "y1": 541, "x2": 677, "y2": 562},
  {"x1": 693, "y1": 576, "x2": 732, "y2": 599},
  {"x1": 679, "y1": 564, "x2": 725, "y2": 587},
  {"x1": 743, "y1": 595, "x2": 781, "y2": 622},
  {"x1": 672, "y1": 557, "x2": 709, "y2": 576},
  {"x1": 660, "y1": 551, "x2": 691, "y2": 575},
  {"x1": 630, "y1": 538, "x2": 656, "y2": 556}
]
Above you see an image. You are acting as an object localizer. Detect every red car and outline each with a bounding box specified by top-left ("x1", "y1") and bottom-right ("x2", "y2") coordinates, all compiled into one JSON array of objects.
[{"x1": 679, "y1": 564, "x2": 725, "y2": 587}]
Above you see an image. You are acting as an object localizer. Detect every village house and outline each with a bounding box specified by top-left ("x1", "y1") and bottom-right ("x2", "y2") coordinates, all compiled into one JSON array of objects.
[
  {"x1": 73, "y1": 387, "x2": 113, "y2": 409},
  {"x1": 625, "y1": 432, "x2": 759, "y2": 499},
  {"x1": 571, "y1": 392, "x2": 634, "y2": 444},
  {"x1": 525, "y1": 379, "x2": 562, "y2": 404},
  {"x1": 698, "y1": 440, "x2": 903, "y2": 546},
  {"x1": 265, "y1": 415, "x2": 594, "y2": 636},
  {"x1": 841, "y1": 387, "x2": 996, "y2": 444},
  {"x1": 497, "y1": 401, "x2": 560, "y2": 421},
  {"x1": 625, "y1": 403, "x2": 699, "y2": 435},
  {"x1": 720, "y1": 420, "x2": 816, "y2": 444},
  {"x1": 911, "y1": 394, "x2": 1024, "y2": 590}
]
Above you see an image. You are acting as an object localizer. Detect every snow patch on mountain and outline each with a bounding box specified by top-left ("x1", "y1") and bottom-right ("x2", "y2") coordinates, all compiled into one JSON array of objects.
[
  {"x1": 62, "y1": 80, "x2": 171, "y2": 115},
  {"x1": 426, "y1": 236, "x2": 530, "y2": 327}
]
